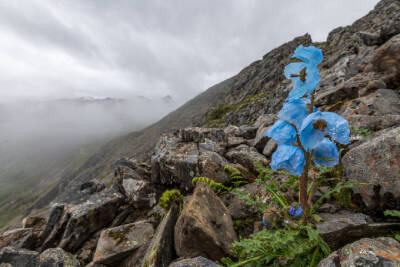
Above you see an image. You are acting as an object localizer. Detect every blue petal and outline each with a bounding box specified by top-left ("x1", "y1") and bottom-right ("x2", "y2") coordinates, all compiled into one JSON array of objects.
[
  {"x1": 286, "y1": 65, "x2": 320, "y2": 101},
  {"x1": 278, "y1": 99, "x2": 315, "y2": 129},
  {"x1": 264, "y1": 120, "x2": 297, "y2": 145},
  {"x1": 288, "y1": 206, "x2": 304, "y2": 217},
  {"x1": 299, "y1": 111, "x2": 326, "y2": 151},
  {"x1": 322, "y1": 112, "x2": 350, "y2": 145},
  {"x1": 262, "y1": 216, "x2": 267, "y2": 227},
  {"x1": 284, "y1": 62, "x2": 307, "y2": 79},
  {"x1": 270, "y1": 145, "x2": 305, "y2": 176},
  {"x1": 293, "y1": 45, "x2": 323, "y2": 66},
  {"x1": 313, "y1": 138, "x2": 339, "y2": 167}
]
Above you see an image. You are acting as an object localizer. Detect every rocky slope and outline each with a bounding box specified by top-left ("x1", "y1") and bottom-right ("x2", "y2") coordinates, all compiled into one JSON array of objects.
[{"x1": 1, "y1": 0, "x2": 400, "y2": 266}]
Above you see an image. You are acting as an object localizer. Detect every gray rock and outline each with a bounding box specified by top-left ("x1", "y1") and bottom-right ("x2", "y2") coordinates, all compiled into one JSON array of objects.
[
  {"x1": 169, "y1": 256, "x2": 221, "y2": 267},
  {"x1": 0, "y1": 228, "x2": 38, "y2": 250},
  {"x1": 198, "y1": 152, "x2": 230, "y2": 184},
  {"x1": 316, "y1": 211, "x2": 400, "y2": 250},
  {"x1": 79, "y1": 179, "x2": 105, "y2": 195},
  {"x1": 0, "y1": 247, "x2": 39, "y2": 267},
  {"x1": 39, "y1": 248, "x2": 80, "y2": 267},
  {"x1": 262, "y1": 138, "x2": 277, "y2": 157},
  {"x1": 142, "y1": 205, "x2": 179, "y2": 267},
  {"x1": 198, "y1": 138, "x2": 224, "y2": 155},
  {"x1": 122, "y1": 178, "x2": 160, "y2": 209},
  {"x1": 225, "y1": 144, "x2": 267, "y2": 174},
  {"x1": 357, "y1": 31, "x2": 382, "y2": 46},
  {"x1": 151, "y1": 135, "x2": 199, "y2": 192},
  {"x1": 58, "y1": 191, "x2": 124, "y2": 252},
  {"x1": 178, "y1": 128, "x2": 226, "y2": 143},
  {"x1": 174, "y1": 182, "x2": 237, "y2": 261},
  {"x1": 318, "y1": 237, "x2": 400, "y2": 267},
  {"x1": 342, "y1": 126, "x2": 400, "y2": 208},
  {"x1": 339, "y1": 89, "x2": 400, "y2": 117},
  {"x1": 347, "y1": 114, "x2": 400, "y2": 132},
  {"x1": 92, "y1": 221, "x2": 154, "y2": 265}
]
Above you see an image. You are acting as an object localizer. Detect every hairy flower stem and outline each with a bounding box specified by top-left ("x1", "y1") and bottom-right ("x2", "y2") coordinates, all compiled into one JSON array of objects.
[{"x1": 300, "y1": 91, "x2": 317, "y2": 218}]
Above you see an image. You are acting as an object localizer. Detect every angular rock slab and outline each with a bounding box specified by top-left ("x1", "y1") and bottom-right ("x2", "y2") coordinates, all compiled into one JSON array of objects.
[
  {"x1": 39, "y1": 248, "x2": 81, "y2": 267},
  {"x1": 151, "y1": 135, "x2": 199, "y2": 192},
  {"x1": 174, "y1": 182, "x2": 237, "y2": 261},
  {"x1": 142, "y1": 205, "x2": 179, "y2": 267},
  {"x1": 0, "y1": 246, "x2": 39, "y2": 267},
  {"x1": 58, "y1": 191, "x2": 124, "y2": 252},
  {"x1": 93, "y1": 221, "x2": 154, "y2": 265},
  {"x1": 225, "y1": 144, "x2": 267, "y2": 174},
  {"x1": 169, "y1": 256, "x2": 221, "y2": 267},
  {"x1": 318, "y1": 237, "x2": 400, "y2": 267},
  {"x1": 123, "y1": 178, "x2": 160, "y2": 209},
  {"x1": 0, "y1": 228, "x2": 38, "y2": 250},
  {"x1": 342, "y1": 126, "x2": 400, "y2": 208},
  {"x1": 198, "y1": 152, "x2": 230, "y2": 184},
  {"x1": 317, "y1": 211, "x2": 400, "y2": 250}
]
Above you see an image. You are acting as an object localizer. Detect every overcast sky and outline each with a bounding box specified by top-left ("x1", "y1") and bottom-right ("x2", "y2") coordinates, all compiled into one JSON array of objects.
[{"x1": 0, "y1": 0, "x2": 379, "y2": 104}]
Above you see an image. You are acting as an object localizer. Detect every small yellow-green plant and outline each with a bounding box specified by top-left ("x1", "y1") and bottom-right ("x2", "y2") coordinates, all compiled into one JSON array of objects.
[
  {"x1": 192, "y1": 177, "x2": 231, "y2": 194},
  {"x1": 224, "y1": 165, "x2": 248, "y2": 188},
  {"x1": 159, "y1": 189, "x2": 183, "y2": 210}
]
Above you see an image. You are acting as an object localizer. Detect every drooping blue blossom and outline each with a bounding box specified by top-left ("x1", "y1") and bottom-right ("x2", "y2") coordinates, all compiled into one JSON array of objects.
[
  {"x1": 270, "y1": 144, "x2": 305, "y2": 176},
  {"x1": 288, "y1": 206, "x2": 304, "y2": 217},
  {"x1": 264, "y1": 120, "x2": 297, "y2": 145},
  {"x1": 313, "y1": 138, "x2": 339, "y2": 167},
  {"x1": 284, "y1": 62, "x2": 320, "y2": 100},
  {"x1": 278, "y1": 98, "x2": 316, "y2": 129},
  {"x1": 299, "y1": 111, "x2": 350, "y2": 151},
  {"x1": 262, "y1": 216, "x2": 267, "y2": 227},
  {"x1": 292, "y1": 45, "x2": 323, "y2": 66}
]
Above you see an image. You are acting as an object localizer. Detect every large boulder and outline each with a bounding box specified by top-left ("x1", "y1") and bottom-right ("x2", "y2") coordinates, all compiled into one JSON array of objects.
[
  {"x1": 39, "y1": 248, "x2": 81, "y2": 267},
  {"x1": 225, "y1": 144, "x2": 268, "y2": 174},
  {"x1": 0, "y1": 247, "x2": 39, "y2": 267},
  {"x1": 174, "y1": 182, "x2": 237, "y2": 261},
  {"x1": 371, "y1": 33, "x2": 400, "y2": 78},
  {"x1": 347, "y1": 114, "x2": 400, "y2": 132},
  {"x1": 58, "y1": 191, "x2": 125, "y2": 252},
  {"x1": 142, "y1": 205, "x2": 180, "y2": 267},
  {"x1": 318, "y1": 237, "x2": 400, "y2": 267},
  {"x1": 342, "y1": 126, "x2": 400, "y2": 209},
  {"x1": 92, "y1": 221, "x2": 154, "y2": 265},
  {"x1": 151, "y1": 135, "x2": 199, "y2": 192},
  {"x1": 169, "y1": 257, "x2": 221, "y2": 267}
]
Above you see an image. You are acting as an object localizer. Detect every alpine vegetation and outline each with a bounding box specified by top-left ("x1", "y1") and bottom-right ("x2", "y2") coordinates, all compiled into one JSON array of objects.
[{"x1": 265, "y1": 45, "x2": 350, "y2": 217}]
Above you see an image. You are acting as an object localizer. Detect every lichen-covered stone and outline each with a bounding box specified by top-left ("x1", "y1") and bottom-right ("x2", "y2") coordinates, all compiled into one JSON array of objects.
[
  {"x1": 0, "y1": 228, "x2": 38, "y2": 250},
  {"x1": 151, "y1": 135, "x2": 199, "y2": 192},
  {"x1": 58, "y1": 191, "x2": 124, "y2": 252},
  {"x1": 142, "y1": 205, "x2": 179, "y2": 267},
  {"x1": 174, "y1": 182, "x2": 237, "y2": 261},
  {"x1": 39, "y1": 247, "x2": 81, "y2": 267},
  {"x1": 198, "y1": 152, "x2": 230, "y2": 184},
  {"x1": 93, "y1": 221, "x2": 154, "y2": 265},
  {"x1": 169, "y1": 256, "x2": 221, "y2": 267},
  {"x1": 318, "y1": 237, "x2": 400, "y2": 267},
  {"x1": 225, "y1": 144, "x2": 267, "y2": 174},
  {"x1": 0, "y1": 247, "x2": 39, "y2": 267},
  {"x1": 343, "y1": 126, "x2": 400, "y2": 208},
  {"x1": 122, "y1": 178, "x2": 160, "y2": 209}
]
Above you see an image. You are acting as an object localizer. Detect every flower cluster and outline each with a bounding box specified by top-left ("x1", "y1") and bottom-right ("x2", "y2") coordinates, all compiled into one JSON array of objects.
[{"x1": 265, "y1": 45, "x2": 350, "y2": 177}]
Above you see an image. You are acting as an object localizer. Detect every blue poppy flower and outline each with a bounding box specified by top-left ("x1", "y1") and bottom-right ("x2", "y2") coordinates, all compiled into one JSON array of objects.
[
  {"x1": 299, "y1": 111, "x2": 350, "y2": 151},
  {"x1": 262, "y1": 216, "x2": 267, "y2": 227},
  {"x1": 264, "y1": 120, "x2": 297, "y2": 145},
  {"x1": 270, "y1": 144, "x2": 305, "y2": 176},
  {"x1": 278, "y1": 99, "x2": 316, "y2": 129},
  {"x1": 288, "y1": 206, "x2": 304, "y2": 217},
  {"x1": 284, "y1": 62, "x2": 320, "y2": 100},
  {"x1": 292, "y1": 45, "x2": 323, "y2": 66},
  {"x1": 313, "y1": 138, "x2": 339, "y2": 167}
]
